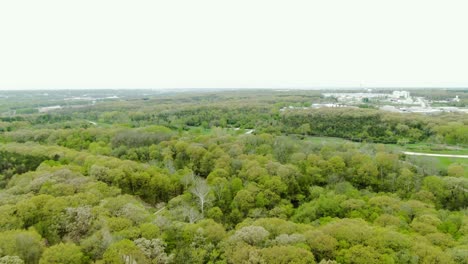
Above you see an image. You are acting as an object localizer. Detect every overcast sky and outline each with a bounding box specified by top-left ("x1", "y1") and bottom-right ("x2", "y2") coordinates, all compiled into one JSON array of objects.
[{"x1": 1, "y1": 0, "x2": 467, "y2": 90}]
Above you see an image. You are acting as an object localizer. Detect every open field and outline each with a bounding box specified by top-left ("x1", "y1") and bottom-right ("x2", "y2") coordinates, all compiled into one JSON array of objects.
[
  {"x1": 302, "y1": 135, "x2": 468, "y2": 176},
  {"x1": 430, "y1": 156, "x2": 468, "y2": 176},
  {"x1": 304, "y1": 135, "x2": 356, "y2": 145}
]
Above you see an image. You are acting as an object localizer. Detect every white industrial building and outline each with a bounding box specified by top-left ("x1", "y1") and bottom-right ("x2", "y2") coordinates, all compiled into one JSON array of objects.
[{"x1": 391, "y1": 91, "x2": 410, "y2": 99}]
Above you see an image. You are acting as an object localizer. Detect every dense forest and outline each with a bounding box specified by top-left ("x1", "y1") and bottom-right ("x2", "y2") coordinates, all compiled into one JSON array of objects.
[{"x1": 0, "y1": 89, "x2": 467, "y2": 263}]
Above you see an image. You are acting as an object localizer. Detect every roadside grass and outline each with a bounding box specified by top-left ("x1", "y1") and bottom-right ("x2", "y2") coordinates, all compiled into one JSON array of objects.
[{"x1": 397, "y1": 142, "x2": 468, "y2": 155}]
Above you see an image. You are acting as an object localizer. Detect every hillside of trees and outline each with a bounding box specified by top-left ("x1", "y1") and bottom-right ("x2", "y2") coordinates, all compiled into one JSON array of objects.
[{"x1": 0, "y1": 90, "x2": 467, "y2": 263}]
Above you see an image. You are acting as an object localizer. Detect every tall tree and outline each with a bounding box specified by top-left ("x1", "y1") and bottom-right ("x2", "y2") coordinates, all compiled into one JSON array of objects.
[{"x1": 190, "y1": 177, "x2": 211, "y2": 216}]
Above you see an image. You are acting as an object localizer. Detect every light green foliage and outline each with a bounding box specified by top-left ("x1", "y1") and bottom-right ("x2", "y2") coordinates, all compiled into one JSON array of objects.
[
  {"x1": 447, "y1": 164, "x2": 465, "y2": 177},
  {"x1": 39, "y1": 243, "x2": 86, "y2": 264},
  {"x1": 305, "y1": 231, "x2": 338, "y2": 261},
  {"x1": 102, "y1": 240, "x2": 148, "y2": 264},
  {"x1": 337, "y1": 245, "x2": 390, "y2": 264},
  {"x1": 261, "y1": 246, "x2": 315, "y2": 264},
  {"x1": 0, "y1": 229, "x2": 44, "y2": 264},
  {"x1": 0, "y1": 256, "x2": 24, "y2": 264},
  {"x1": 139, "y1": 223, "x2": 160, "y2": 239}
]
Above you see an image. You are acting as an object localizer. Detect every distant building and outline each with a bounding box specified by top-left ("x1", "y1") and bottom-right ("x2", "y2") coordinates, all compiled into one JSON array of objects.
[
  {"x1": 453, "y1": 95, "x2": 460, "y2": 102},
  {"x1": 322, "y1": 92, "x2": 387, "y2": 102},
  {"x1": 391, "y1": 91, "x2": 410, "y2": 99}
]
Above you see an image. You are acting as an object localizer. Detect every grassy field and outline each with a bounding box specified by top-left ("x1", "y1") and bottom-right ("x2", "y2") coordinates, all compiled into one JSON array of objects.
[
  {"x1": 431, "y1": 156, "x2": 468, "y2": 176},
  {"x1": 389, "y1": 143, "x2": 468, "y2": 176},
  {"x1": 303, "y1": 136, "x2": 468, "y2": 177},
  {"x1": 304, "y1": 136, "x2": 354, "y2": 145}
]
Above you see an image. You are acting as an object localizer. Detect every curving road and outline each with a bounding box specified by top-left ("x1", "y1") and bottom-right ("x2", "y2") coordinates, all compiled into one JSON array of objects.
[{"x1": 403, "y1": 151, "x2": 468, "y2": 158}]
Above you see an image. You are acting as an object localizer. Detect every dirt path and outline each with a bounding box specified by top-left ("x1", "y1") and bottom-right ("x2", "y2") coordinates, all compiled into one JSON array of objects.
[{"x1": 403, "y1": 151, "x2": 468, "y2": 158}]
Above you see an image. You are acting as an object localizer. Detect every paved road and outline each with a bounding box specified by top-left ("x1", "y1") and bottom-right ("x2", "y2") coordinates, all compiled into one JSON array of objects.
[{"x1": 403, "y1": 151, "x2": 468, "y2": 158}]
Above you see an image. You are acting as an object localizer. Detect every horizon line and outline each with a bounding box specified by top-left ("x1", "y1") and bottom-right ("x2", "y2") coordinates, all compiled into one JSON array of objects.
[{"x1": 1, "y1": 86, "x2": 468, "y2": 91}]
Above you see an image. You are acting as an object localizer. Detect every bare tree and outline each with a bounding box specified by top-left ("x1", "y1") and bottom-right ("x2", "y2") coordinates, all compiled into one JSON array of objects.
[
  {"x1": 181, "y1": 172, "x2": 195, "y2": 189},
  {"x1": 190, "y1": 177, "x2": 211, "y2": 216},
  {"x1": 164, "y1": 158, "x2": 176, "y2": 174},
  {"x1": 181, "y1": 204, "x2": 202, "y2": 223}
]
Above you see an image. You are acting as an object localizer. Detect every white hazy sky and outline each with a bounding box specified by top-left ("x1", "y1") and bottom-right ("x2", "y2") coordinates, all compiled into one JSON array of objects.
[{"x1": 1, "y1": 0, "x2": 468, "y2": 90}]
